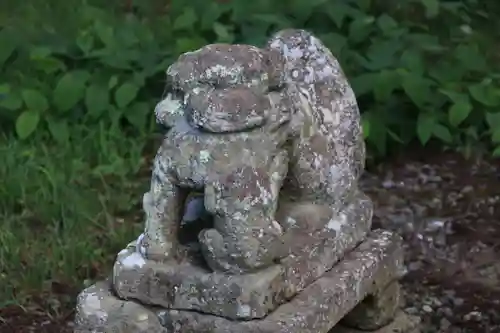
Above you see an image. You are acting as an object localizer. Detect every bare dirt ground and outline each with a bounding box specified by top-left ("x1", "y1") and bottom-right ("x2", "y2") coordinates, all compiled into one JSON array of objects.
[
  {"x1": 1, "y1": 148, "x2": 499, "y2": 333},
  {"x1": 362, "y1": 149, "x2": 500, "y2": 333}
]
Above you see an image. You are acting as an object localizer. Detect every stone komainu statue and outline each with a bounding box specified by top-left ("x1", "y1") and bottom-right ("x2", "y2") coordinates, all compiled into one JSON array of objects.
[
  {"x1": 138, "y1": 29, "x2": 366, "y2": 274},
  {"x1": 75, "y1": 30, "x2": 418, "y2": 333}
]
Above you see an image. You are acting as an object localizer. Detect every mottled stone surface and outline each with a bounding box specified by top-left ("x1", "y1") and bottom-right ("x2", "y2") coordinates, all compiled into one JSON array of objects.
[
  {"x1": 113, "y1": 190, "x2": 372, "y2": 319},
  {"x1": 266, "y1": 29, "x2": 366, "y2": 216},
  {"x1": 76, "y1": 230, "x2": 415, "y2": 333},
  {"x1": 139, "y1": 29, "x2": 368, "y2": 276},
  {"x1": 74, "y1": 280, "x2": 167, "y2": 333}
]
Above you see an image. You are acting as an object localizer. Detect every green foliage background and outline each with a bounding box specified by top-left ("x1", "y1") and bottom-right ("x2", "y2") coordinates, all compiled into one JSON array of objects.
[{"x1": 1, "y1": 0, "x2": 500, "y2": 157}]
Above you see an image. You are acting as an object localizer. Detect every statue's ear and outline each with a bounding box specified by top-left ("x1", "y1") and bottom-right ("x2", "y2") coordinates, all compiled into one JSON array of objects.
[
  {"x1": 154, "y1": 92, "x2": 185, "y2": 129},
  {"x1": 186, "y1": 87, "x2": 270, "y2": 133}
]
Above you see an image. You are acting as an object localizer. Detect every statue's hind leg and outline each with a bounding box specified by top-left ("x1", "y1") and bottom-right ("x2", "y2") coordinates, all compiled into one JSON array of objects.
[
  {"x1": 138, "y1": 155, "x2": 184, "y2": 262},
  {"x1": 199, "y1": 153, "x2": 289, "y2": 274}
]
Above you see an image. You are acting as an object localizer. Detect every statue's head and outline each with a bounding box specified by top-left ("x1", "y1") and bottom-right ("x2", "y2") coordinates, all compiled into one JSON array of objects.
[{"x1": 155, "y1": 44, "x2": 287, "y2": 133}]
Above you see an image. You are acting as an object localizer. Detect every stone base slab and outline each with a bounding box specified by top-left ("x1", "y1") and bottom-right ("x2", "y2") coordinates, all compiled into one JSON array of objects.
[
  {"x1": 112, "y1": 192, "x2": 373, "y2": 320},
  {"x1": 75, "y1": 230, "x2": 416, "y2": 333}
]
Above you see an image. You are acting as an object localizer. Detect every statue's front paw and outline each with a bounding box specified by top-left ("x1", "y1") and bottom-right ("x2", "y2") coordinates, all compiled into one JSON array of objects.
[
  {"x1": 198, "y1": 229, "x2": 237, "y2": 273},
  {"x1": 137, "y1": 233, "x2": 175, "y2": 262}
]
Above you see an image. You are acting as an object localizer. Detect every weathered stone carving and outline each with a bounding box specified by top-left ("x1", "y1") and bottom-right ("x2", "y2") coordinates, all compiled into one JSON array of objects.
[
  {"x1": 74, "y1": 29, "x2": 420, "y2": 333},
  {"x1": 140, "y1": 45, "x2": 294, "y2": 273}
]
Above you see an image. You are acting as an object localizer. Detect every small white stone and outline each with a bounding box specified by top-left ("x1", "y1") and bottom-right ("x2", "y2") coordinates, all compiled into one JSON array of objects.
[
  {"x1": 237, "y1": 304, "x2": 251, "y2": 317},
  {"x1": 199, "y1": 150, "x2": 210, "y2": 163},
  {"x1": 137, "y1": 313, "x2": 149, "y2": 321},
  {"x1": 85, "y1": 293, "x2": 101, "y2": 309},
  {"x1": 121, "y1": 252, "x2": 146, "y2": 269},
  {"x1": 81, "y1": 293, "x2": 108, "y2": 320},
  {"x1": 326, "y1": 213, "x2": 347, "y2": 231},
  {"x1": 136, "y1": 233, "x2": 146, "y2": 254},
  {"x1": 272, "y1": 220, "x2": 283, "y2": 234},
  {"x1": 422, "y1": 305, "x2": 433, "y2": 313}
]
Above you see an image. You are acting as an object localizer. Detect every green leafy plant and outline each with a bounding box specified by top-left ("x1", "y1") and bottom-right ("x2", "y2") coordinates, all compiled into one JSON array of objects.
[{"x1": 0, "y1": 0, "x2": 499, "y2": 158}]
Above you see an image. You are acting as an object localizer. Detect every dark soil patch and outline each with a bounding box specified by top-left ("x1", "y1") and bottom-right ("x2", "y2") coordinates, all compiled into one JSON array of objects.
[
  {"x1": 365, "y1": 148, "x2": 500, "y2": 332},
  {"x1": 0, "y1": 304, "x2": 73, "y2": 333}
]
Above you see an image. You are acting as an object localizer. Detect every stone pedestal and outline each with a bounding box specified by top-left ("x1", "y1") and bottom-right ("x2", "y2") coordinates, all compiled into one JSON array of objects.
[
  {"x1": 75, "y1": 230, "x2": 420, "y2": 333},
  {"x1": 112, "y1": 191, "x2": 372, "y2": 321}
]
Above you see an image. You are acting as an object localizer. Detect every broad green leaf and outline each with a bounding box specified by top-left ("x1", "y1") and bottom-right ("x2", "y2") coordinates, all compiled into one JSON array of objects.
[
  {"x1": 291, "y1": 0, "x2": 328, "y2": 21},
  {"x1": 30, "y1": 47, "x2": 65, "y2": 74},
  {"x1": 454, "y1": 44, "x2": 487, "y2": 72},
  {"x1": 175, "y1": 37, "x2": 207, "y2": 54},
  {"x1": 115, "y1": 81, "x2": 140, "y2": 108},
  {"x1": 355, "y1": 0, "x2": 372, "y2": 11},
  {"x1": 21, "y1": 89, "x2": 49, "y2": 112},
  {"x1": 429, "y1": 61, "x2": 466, "y2": 84},
  {"x1": 0, "y1": 31, "x2": 16, "y2": 67},
  {"x1": 31, "y1": 57, "x2": 66, "y2": 74},
  {"x1": 252, "y1": 14, "x2": 292, "y2": 28},
  {"x1": 485, "y1": 112, "x2": 500, "y2": 128},
  {"x1": 365, "y1": 39, "x2": 401, "y2": 70},
  {"x1": 98, "y1": 52, "x2": 133, "y2": 70},
  {"x1": 374, "y1": 70, "x2": 399, "y2": 101},
  {"x1": 85, "y1": 83, "x2": 110, "y2": 118},
  {"x1": 76, "y1": 31, "x2": 94, "y2": 54},
  {"x1": 493, "y1": 146, "x2": 500, "y2": 158},
  {"x1": 350, "y1": 73, "x2": 378, "y2": 97},
  {"x1": 326, "y1": 3, "x2": 351, "y2": 28},
  {"x1": 421, "y1": 0, "x2": 440, "y2": 18},
  {"x1": 201, "y1": 3, "x2": 226, "y2": 30},
  {"x1": 0, "y1": 84, "x2": 9, "y2": 94},
  {"x1": 320, "y1": 33, "x2": 347, "y2": 55},
  {"x1": 29, "y1": 47, "x2": 52, "y2": 60},
  {"x1": 469, "y1": 82, "x2": 500, "y2": 107},
  {"x1": 348, "y1": 16, "x2": 375, "y2": 43},
  {"x1": 400, "y1": 72, "x2": 432, "y2": 108},
  {"x1": 350, "y1": 52, "x2": 371, "y2": 69},
  {"x1": 116, "y1": 23, "x2": 140, "y2": 49},
  {"x1": 439, "y1": 89, "x2": 468, "y2": 104},
  {"x1": 491, "y1": 129, "x2": 500, "y2": 143},
  {"x1": 47, "y1": 118, "x2": 70, "y2": 144},
  {"x1": 400, "y1": 49, "x2": 424, "y2": 75},
  {"x1": 407, "y1": 33, "x2": 444, "y2": 52},
  {"x1": 124, "y1": 102, "x2": 149, "y2": 131},
  {"x1": 53, "y1": 71, "x2": 89, "y2": 112},
  {"x1": 213, "y1": 23, "x2": 233, "y2": 43},
  {"x1": 16, "y1": 110, "x2": 40, "y2": 139},
  {"x1": 108, "y1": 76, "x2": 118, "y2": 89},
  {"x1": 361, "y1": 115, "x2": 370, "y2": 139},
  {"x1": 448, "y1": 102, "x2": 472, "y2": 127},
  {"x1": 0, "y1": 92, "x2": 22, "y2": 110},
  {"x1": 377, "y1": 14, "x2": 398, "y2": 34},
  {"x1": 365, "y1": 111, "x2": 387, "y2": 155},
  {"x1": 416, "y1": 113, "x2": 435, "y2": 145},
  {"x1": 173, "y1": 7, "x2": 197, "y2": 31},
  {"x1": 432, "y1": 124, "x2": 452, "y2": 143},
  {"x1": 94, "y1": 21, "x2": 114, "y2": 46}
]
